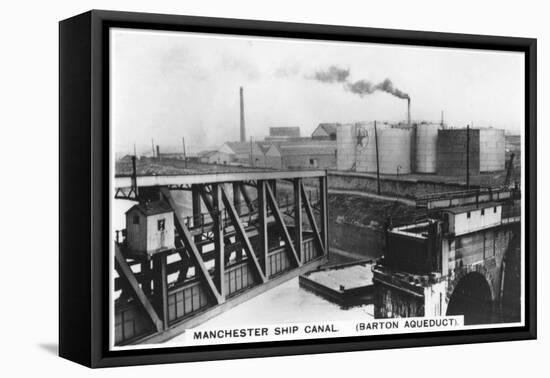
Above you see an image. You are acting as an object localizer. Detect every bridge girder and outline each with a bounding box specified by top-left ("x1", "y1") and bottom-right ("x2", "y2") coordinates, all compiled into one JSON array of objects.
[{"x1": 114, "y1": 171, "x2": 328, "y2": 345}]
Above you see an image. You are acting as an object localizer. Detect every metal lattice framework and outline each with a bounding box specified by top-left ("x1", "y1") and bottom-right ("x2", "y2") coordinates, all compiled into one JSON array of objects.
[{"x1": 113, "y1": 170, "x2": 328, "y2": 345}]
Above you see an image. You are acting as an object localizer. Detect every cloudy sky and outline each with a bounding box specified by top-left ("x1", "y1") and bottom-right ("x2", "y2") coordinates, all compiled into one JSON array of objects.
[{"x1": 110, "y1": 28, "x2": 524, "y2": 155}]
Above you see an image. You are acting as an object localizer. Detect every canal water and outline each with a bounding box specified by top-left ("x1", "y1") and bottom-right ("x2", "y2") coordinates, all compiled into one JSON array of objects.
[{"x1": 173, "y1": 278, "x2": 374, "y2": 339}]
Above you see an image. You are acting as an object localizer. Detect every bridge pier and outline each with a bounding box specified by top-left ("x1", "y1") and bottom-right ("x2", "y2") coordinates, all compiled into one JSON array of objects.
[{"x1": 373, "y1": 200, "x2": 521, "y2": 325}]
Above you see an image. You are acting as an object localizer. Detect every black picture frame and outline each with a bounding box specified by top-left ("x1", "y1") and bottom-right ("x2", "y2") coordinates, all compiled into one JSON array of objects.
[{"x1": 59, "y1": 9, "x2": 537, "y2": 368}]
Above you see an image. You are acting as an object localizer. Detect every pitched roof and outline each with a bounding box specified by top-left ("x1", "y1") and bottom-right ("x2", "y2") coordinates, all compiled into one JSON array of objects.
[
  {"x1": 264, "y1": 143, "x2": 282, "y2": 156},
  {"x1": 198, "y1": 150, "x2": 217, "y2": 157},
  {"x1": 312, "y1": 123, "x2": 339, "y2": 137},
  {"x1": 126, "y1": 200, "x2": 173, "y2": 216},
  {"x1": 225, "y1": 142, "x2": 264, "y2": 155}
]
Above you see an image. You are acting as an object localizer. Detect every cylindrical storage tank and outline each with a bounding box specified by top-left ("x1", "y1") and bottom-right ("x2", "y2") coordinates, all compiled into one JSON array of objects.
[
  {"x1": 336, "y1": 124, "x2": 356, "y2": 170},
  {"x1": 378, "y1": 128, "x2": 412, "y2": 174},
  {"x1": 479, "y1": 128, "x2": 505, "y2": 172},
  {"x1": 355, "y1": 122, "x2": 389, "y2": 173},
  {"x1": 415, "y1": 123, "x2": 440, "y2": 173}
]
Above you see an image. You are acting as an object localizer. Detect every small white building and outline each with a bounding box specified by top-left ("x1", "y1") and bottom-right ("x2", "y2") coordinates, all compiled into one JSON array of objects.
[
  {"x1": 125, "y1": 200, "x2": 175, "y2": 256},
  {"x1": 442, "y1": 202, "x2": 502, "y2": 236}
]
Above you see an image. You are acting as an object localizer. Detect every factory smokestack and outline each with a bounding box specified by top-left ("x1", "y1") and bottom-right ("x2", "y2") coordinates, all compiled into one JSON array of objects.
[
  {"x1": 407, "y1": 98, "x2": 411, "y2": 127},
  {"x1": 240, "y1": 87, "x2": 246, "y2": 142}
]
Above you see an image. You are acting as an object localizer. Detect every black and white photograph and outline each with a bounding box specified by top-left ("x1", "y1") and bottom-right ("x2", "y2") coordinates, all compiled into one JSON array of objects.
[
  {"x1": 110, "y1": 26, "x2": 525, "y2": 349},
  {"x1": 3, "y1": 0, "x2": 549, "y2": 373}
]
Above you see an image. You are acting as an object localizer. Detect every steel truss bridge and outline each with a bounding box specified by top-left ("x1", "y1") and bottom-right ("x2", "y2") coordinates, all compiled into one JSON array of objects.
[{"x1": 113, "y1": 170, "x2": 328, "y2": 345}]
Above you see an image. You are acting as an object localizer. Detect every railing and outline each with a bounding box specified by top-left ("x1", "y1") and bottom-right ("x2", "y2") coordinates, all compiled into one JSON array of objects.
[
  {"x1": 416, "y1": 187, "x2": 519, "y2": 210},
  {"x1": 267, "y1": 247, "x2": 292, "y2": 278},
  {"x1": 167, "y1": 280, "x2": 210, "y2": 324},
  {"x1": 115, "y1": 237, "x2": 323, "y2": 344},
  {"x1": 267, "y1": 237, "x2": 319, "y2": 278},
  {"x1": 224, "y1": 260, "x2": 256, "y2": 298},
  {"x1": 115, "y1": 301, "x2": 155, "y2": 345},
  {"x1": 115, "y1": 189, "x2": 321, "y2": 242},
  {"x1": 302, "y1": 237, "x2": 318, "y2": 263}
]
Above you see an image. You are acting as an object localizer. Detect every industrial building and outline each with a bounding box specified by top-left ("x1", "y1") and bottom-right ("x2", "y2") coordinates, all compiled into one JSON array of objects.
[
  {"x1": 336, "y1": 123, "x2": 505, "y2": 177},
  {"x1": 263, "y1": 144, "x2": 283, "y2": 169},
  {"x1": 202, "y1": 141, "x2": 266, "y2": 166},
  {"x1": 202, "y1": 83, "x2": 504, "y2": 176},
  {"x1": 278, "y1": 140, "x2": 337, "y2": 169},
  {"x1": 264, "y1": 127, "x2": 303, "y2": 142},
  {"x1": 311, "y1": 123, "x2": 338, "y2": 140},
  {"x1": 197, "y1": 150, "x2": 217, "y2": 164}
]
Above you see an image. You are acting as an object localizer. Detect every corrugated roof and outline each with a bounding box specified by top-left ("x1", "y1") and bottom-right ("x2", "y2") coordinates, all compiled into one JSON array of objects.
[
  {"x1": 127, "y1": 200, "x2": 173, "y2": 216},
  {"x1": 225, "y1": 142, "x2": 264, "y2": 155}
]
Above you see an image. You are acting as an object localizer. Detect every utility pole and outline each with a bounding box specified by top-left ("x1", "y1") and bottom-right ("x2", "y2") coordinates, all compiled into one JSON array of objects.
[
  {"x1": 182, "y1": 137, "x2": 187, "y2": 168},
  {"x1": 374, "y1": 121, "x2": 381, "y2": 195},
  {"x1": 249, "y1": 136, "x2": 253, "y2": 167},
  {"x1": 133, "y1": 143, "x2": 137, "y2": 158},
  {"x1": 151, "y1": 139, "x2": 155, "y2": 158},
  {"x1": 466, "y1": 124, "x2": 470, "y2": 190},
  {"x1": 131, "y1": 155, "x2": 139, "y2": 198}
]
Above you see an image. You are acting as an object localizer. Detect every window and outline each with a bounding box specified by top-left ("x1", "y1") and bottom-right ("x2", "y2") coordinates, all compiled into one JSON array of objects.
[
  {"x1": 132, "y1": 215, "x2": 140, "y2": 225},
  {"x1": 158, "y1": 218, "x2": 165, "y2": 231},
  {"x1": 481, "y1": 209, "x2": 485, "y2": 216},
  {"x1": 466, "y1": 212, "x2": 471, "y2": 219},
  {"x1": 494, "y1": 206, "x2": 497, "y2": 213}
]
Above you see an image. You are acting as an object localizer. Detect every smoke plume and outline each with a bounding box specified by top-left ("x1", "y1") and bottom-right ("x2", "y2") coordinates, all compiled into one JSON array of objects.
[
  {"x1": 312, "y1": 66, "x2": 409, "y2": 100},
  {"x1": 313, "y1": 65, "x2": 350, "y2": 83}
]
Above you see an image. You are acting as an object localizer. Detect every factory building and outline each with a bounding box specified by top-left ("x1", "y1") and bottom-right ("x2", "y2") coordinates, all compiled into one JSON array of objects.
[
  {"x1": 264, "y1": 127, "x2": 302, "y2": 142},
  {"x1": 204, "y1": 149, "x2": 234, "y2": 165},
  {"x1": 311, "y1": 123, "x2": 339, "y2": 140},
  {"x1": 264, "y1": 144, "x2": 283, "y2": 169},
  {"x1": 217, "y1": 141, "x2": 266, "y2": 166},
  {"x1": 197, "y1": 150, "x2": 216, "y2": 164},
  {"x1": 278, "y1": 140, "x2": 337, "y2": 169}
]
